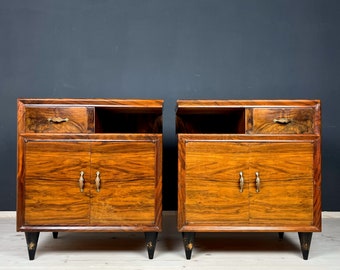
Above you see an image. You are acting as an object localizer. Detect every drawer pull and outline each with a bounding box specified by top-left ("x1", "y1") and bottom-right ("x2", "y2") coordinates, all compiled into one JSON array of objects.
[
  {"x1": 273, "y1": 118, "x2": 291, "y2": 124},
  {"x1": 79, "y1": 171, "x2": 85, "y2": 192},
  {"x1": 95, "y1": 171, "x2": 101, "y2": 192},
  {"x1": 239, "y1": 172, "x2": 244, "y2": 193},
  {"x1": 255, "y1": 172, "x2": 260, "y2": 193},
  {"x1": 47, "y1": 117, "x2": 69, "y2": 123}
]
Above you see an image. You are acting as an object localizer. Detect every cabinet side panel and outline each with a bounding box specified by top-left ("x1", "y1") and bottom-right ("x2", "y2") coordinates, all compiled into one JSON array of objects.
[
  {"x1": 17, "y1": 137, "x2": 25, "y2": 230},
  {"x1": 154, "y1": 137, "x2": 162, "y2": 230},
  {"x1": 178, "y1": 136, "x2": 187, "y2": 230},
  {"x1": 313, "y1": 138, "x2": 322, "y2": 231}
]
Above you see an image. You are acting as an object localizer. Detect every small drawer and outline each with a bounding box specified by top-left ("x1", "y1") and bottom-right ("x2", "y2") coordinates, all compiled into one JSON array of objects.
[
  {"x1": 25, "y1": 107, "x2": 94, "y2": 133},
  {"x1": 250, "y1": 108, "x2": 315, "y2": 134}
]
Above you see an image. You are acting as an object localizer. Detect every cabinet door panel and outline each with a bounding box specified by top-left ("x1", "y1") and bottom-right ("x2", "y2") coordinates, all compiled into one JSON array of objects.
[
  {"x1": 90, "y1": 141, "x2": 157, "y2": 225},
  {"x1": 248, "y1": 142, "x2": 314, "y2": 225},
  {"x1": 24, "y1": 141, "x2": 91, "y2": 225},
  {"x1": 183, "y1": 141, "x2": 249, "y2": 224}
]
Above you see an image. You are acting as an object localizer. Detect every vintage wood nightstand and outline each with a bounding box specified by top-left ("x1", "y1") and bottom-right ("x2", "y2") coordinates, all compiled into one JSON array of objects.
[
  {"x1": 176, "y1": 100, "x2": 321, "y2": 260},
  {"x1": 17, "y1": 99, "x2": 163, "y2": 260}
]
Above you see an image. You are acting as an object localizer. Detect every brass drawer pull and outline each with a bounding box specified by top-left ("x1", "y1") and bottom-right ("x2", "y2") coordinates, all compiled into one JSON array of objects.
[
  {"x1": 239, "y1": 172, "x2": 244, "y2": 193},
  {"x1": 47, "y1": 117, "x2": 69, "y2": 123},
  {"x1": 95, "y1": 171, "x2": 101, "y2": 192},
  {"x1": 273, "y1": 118, "x2": 291, "y2": 124},
  {"x1": 79, "y1": 171, "x2": 85, "y2": 192},
  {"x1": 255, "y1": 172, "x2": 260, "y2": 193}
]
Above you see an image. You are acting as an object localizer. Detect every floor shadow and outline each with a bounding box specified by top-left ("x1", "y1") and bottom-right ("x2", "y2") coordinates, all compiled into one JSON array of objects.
[
  {"x1": 37, "y1": 232, "x2": 148, "y2": 256},
  {"x1": 194, "y1": 232, "x2": 301, "y2": 253}
]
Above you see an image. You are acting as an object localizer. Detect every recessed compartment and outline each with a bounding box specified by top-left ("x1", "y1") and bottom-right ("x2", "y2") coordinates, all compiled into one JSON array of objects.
[
  {"x1": 95, "y1": 107, "x2": 162, "y2": 133},
  {"x1": 176, "y1": 108, "x2": 245, "y2": 134}
]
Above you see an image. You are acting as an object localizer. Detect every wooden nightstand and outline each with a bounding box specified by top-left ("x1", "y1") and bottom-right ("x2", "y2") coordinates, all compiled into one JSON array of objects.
[
  {"x1": 176, "y1": 100, "x2": 321, "y2": 260},
  {"x1": 17, "y1": 99, "x2": 163, "y2": 260}
]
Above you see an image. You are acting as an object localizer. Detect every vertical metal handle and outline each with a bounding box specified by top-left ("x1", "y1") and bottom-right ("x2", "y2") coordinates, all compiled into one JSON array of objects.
[
  {"x1": 79, "y1": 171, "x2": 85, "y2": 192},
  {"x1": 255, "y1": 172, "x2": 260, "y2": 193},
  {"x1": 95, "y1": 171, "x2": 101, "y2": 192},
  {"x1": 239, "y1": 172, "x2": 244, "y2": 193}
]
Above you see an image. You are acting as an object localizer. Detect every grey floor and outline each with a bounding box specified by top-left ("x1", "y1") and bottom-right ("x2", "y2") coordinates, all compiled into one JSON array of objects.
[{"x1": 1, "y1": 212, "x2": 339, "y2": 270}]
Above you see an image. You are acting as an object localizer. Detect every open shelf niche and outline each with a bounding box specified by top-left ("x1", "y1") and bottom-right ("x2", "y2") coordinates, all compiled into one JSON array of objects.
[
  {"x1": 95, "y1": 107, "x2": 162, "y2": 133},
  {"x1": 176, "y1": 108, "x2": 245, "y2": 134}
]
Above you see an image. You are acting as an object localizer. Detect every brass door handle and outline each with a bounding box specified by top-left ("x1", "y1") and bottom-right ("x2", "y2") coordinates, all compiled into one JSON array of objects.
[
  {"x1": 239, "y1": 172, "x2": 244, "y2": 193},
  {"x1": 47, "y1": 117, "x2": 69, "y2": 123},
  {"x1": 273, "y1": 118, "x2": 291, "y2": 124},
  {"x1": 95, "y1": 171, "x2": 101, "y2": 192},
  {"x1": 79, "y1": 171, "x2": 85, "y2": 192},
  {"x1": 255, "y1": 172, "x2": 260, "y2": 193}
]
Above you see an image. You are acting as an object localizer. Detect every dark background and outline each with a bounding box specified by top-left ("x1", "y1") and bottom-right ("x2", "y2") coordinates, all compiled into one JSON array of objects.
[{"x1": 1, "y1": 0, "x2": 339, "y2": 211}]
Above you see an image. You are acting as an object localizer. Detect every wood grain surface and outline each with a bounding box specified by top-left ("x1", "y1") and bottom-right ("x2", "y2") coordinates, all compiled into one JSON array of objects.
[
  {"x1": 17, "y1": 99, "x2": 163, "y2": 233},
  {"x1": 176, "y1": 99, "x2": 321, "y2": 233},
  {"x1": 20, "y1": 139, "x2": 162, "y2": 229}
]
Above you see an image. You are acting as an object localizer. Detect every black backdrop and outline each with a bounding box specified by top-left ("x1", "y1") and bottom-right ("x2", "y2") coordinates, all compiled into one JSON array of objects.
[{"x1": 1, "y1": 0, "x2": 339, "y2": 211}]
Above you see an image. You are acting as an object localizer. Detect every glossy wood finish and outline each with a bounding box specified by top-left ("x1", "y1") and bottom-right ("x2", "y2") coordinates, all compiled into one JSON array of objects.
[
  {"x1": 181, "y1": 139, "x2": 315, "y2": 227},
  {"x1": 24, "y1": 106, "x2": 94, "y2": 133},
  {"x1": 17, "y1": 99, "x2": 163, "y2": 260},
  {"x1": 177, "y1": 100, "x2": 321, "y2": 260},
  {"x1": 250, "y1": 107, "x2": 315, "y2": 134}
]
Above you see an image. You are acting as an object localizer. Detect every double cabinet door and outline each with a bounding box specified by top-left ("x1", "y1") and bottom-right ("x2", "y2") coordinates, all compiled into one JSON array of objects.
[
  {"x1": 23, "y1": 138, "x2": 159, "y2": 227},
  {"x1": 179, "y1": 137, "x2": 315, "y2": 229}
]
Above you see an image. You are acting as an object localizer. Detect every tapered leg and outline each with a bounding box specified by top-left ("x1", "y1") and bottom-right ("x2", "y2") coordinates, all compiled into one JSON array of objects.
[
  {"x1": 25, "y1": 232, "x2": 40, "y2": 260},
  {"x1": 298, "y1": 232, "x2": 313, "y2": 260},
  {"x1": 52, "y1": 232, "x2": 58, "y2": 239},
  {"x1": 278, "y1": 232, "x2": 284, "y2": 240},
  {"x1": 182, "y1": 232, "x2": 196, "y2": 260},
  {"x1": 144, "y1": 232, "x2": 158, "y2": 259}
]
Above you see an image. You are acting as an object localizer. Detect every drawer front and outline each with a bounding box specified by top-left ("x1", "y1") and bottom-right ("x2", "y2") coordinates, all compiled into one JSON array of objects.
[
  {"x1": 251, "y1": 108, "x2": 315, "y2": 134},
  {"x1": 25, "y1": 107, "x2": 93, "y2": 133}
]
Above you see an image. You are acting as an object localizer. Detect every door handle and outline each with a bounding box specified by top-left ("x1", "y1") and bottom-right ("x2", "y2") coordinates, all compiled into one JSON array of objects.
[
  {"x1": 239, "y1": 172, "x2": 244, "y2": 193},
  {"x1": 255, "y1": 172, "x2": 260, "y2": 193},
  {"x1": 79, "y1": 171, "x2": 85, "y2": 192},
  {"x1": 95, "y1": 171, "x2": 101, "y2": 192}
]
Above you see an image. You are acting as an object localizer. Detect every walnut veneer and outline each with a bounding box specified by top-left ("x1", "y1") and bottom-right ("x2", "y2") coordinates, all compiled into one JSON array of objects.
[
  {"x1": 17, "y1": 99, "x2": 163, "y2": 260},
  {"x1": 176, "y1": 100, "x2": 321, "y2": 260}
]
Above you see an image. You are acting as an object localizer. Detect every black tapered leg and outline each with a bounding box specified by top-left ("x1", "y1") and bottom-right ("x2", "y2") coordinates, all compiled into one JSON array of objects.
[
  {"x1": 278, "y1": 232, "x2": 284, "y2": 240},
  {"x1": 298, "y1": 232, "x2": 313, "y2": 260},
  {"x1": 144, "y1": 232, "x2": 158, "y2": 259},
  {"x1": 52, "y1": 232, "x2": 58, "y2": 239},
  {"x1": 182, "y1": 232, "x2": 196, "y2": 260},
  {"x1": 25, "y1": 232, "x2": 40, "y2": 260}
]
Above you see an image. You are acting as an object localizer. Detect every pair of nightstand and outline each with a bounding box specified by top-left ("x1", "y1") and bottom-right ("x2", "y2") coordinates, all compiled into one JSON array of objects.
[{"x1": 17, "y1": 99, "x2": 321, "y2": 260}]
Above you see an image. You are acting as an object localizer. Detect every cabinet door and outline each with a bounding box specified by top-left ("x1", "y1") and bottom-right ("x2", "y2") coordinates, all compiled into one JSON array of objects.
[
  {"x1": 24, "y1": 141, "x2": 91, "y2": 225},
  {"x1": 248, "y1": 142, "x2": 314, "y2": 226},
  {"x1": 181, "y1": 141, "x2": 249, "y2": 225},
  {"x1": 90, "y1": 141, "x2": 159, "y2": 225}
]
